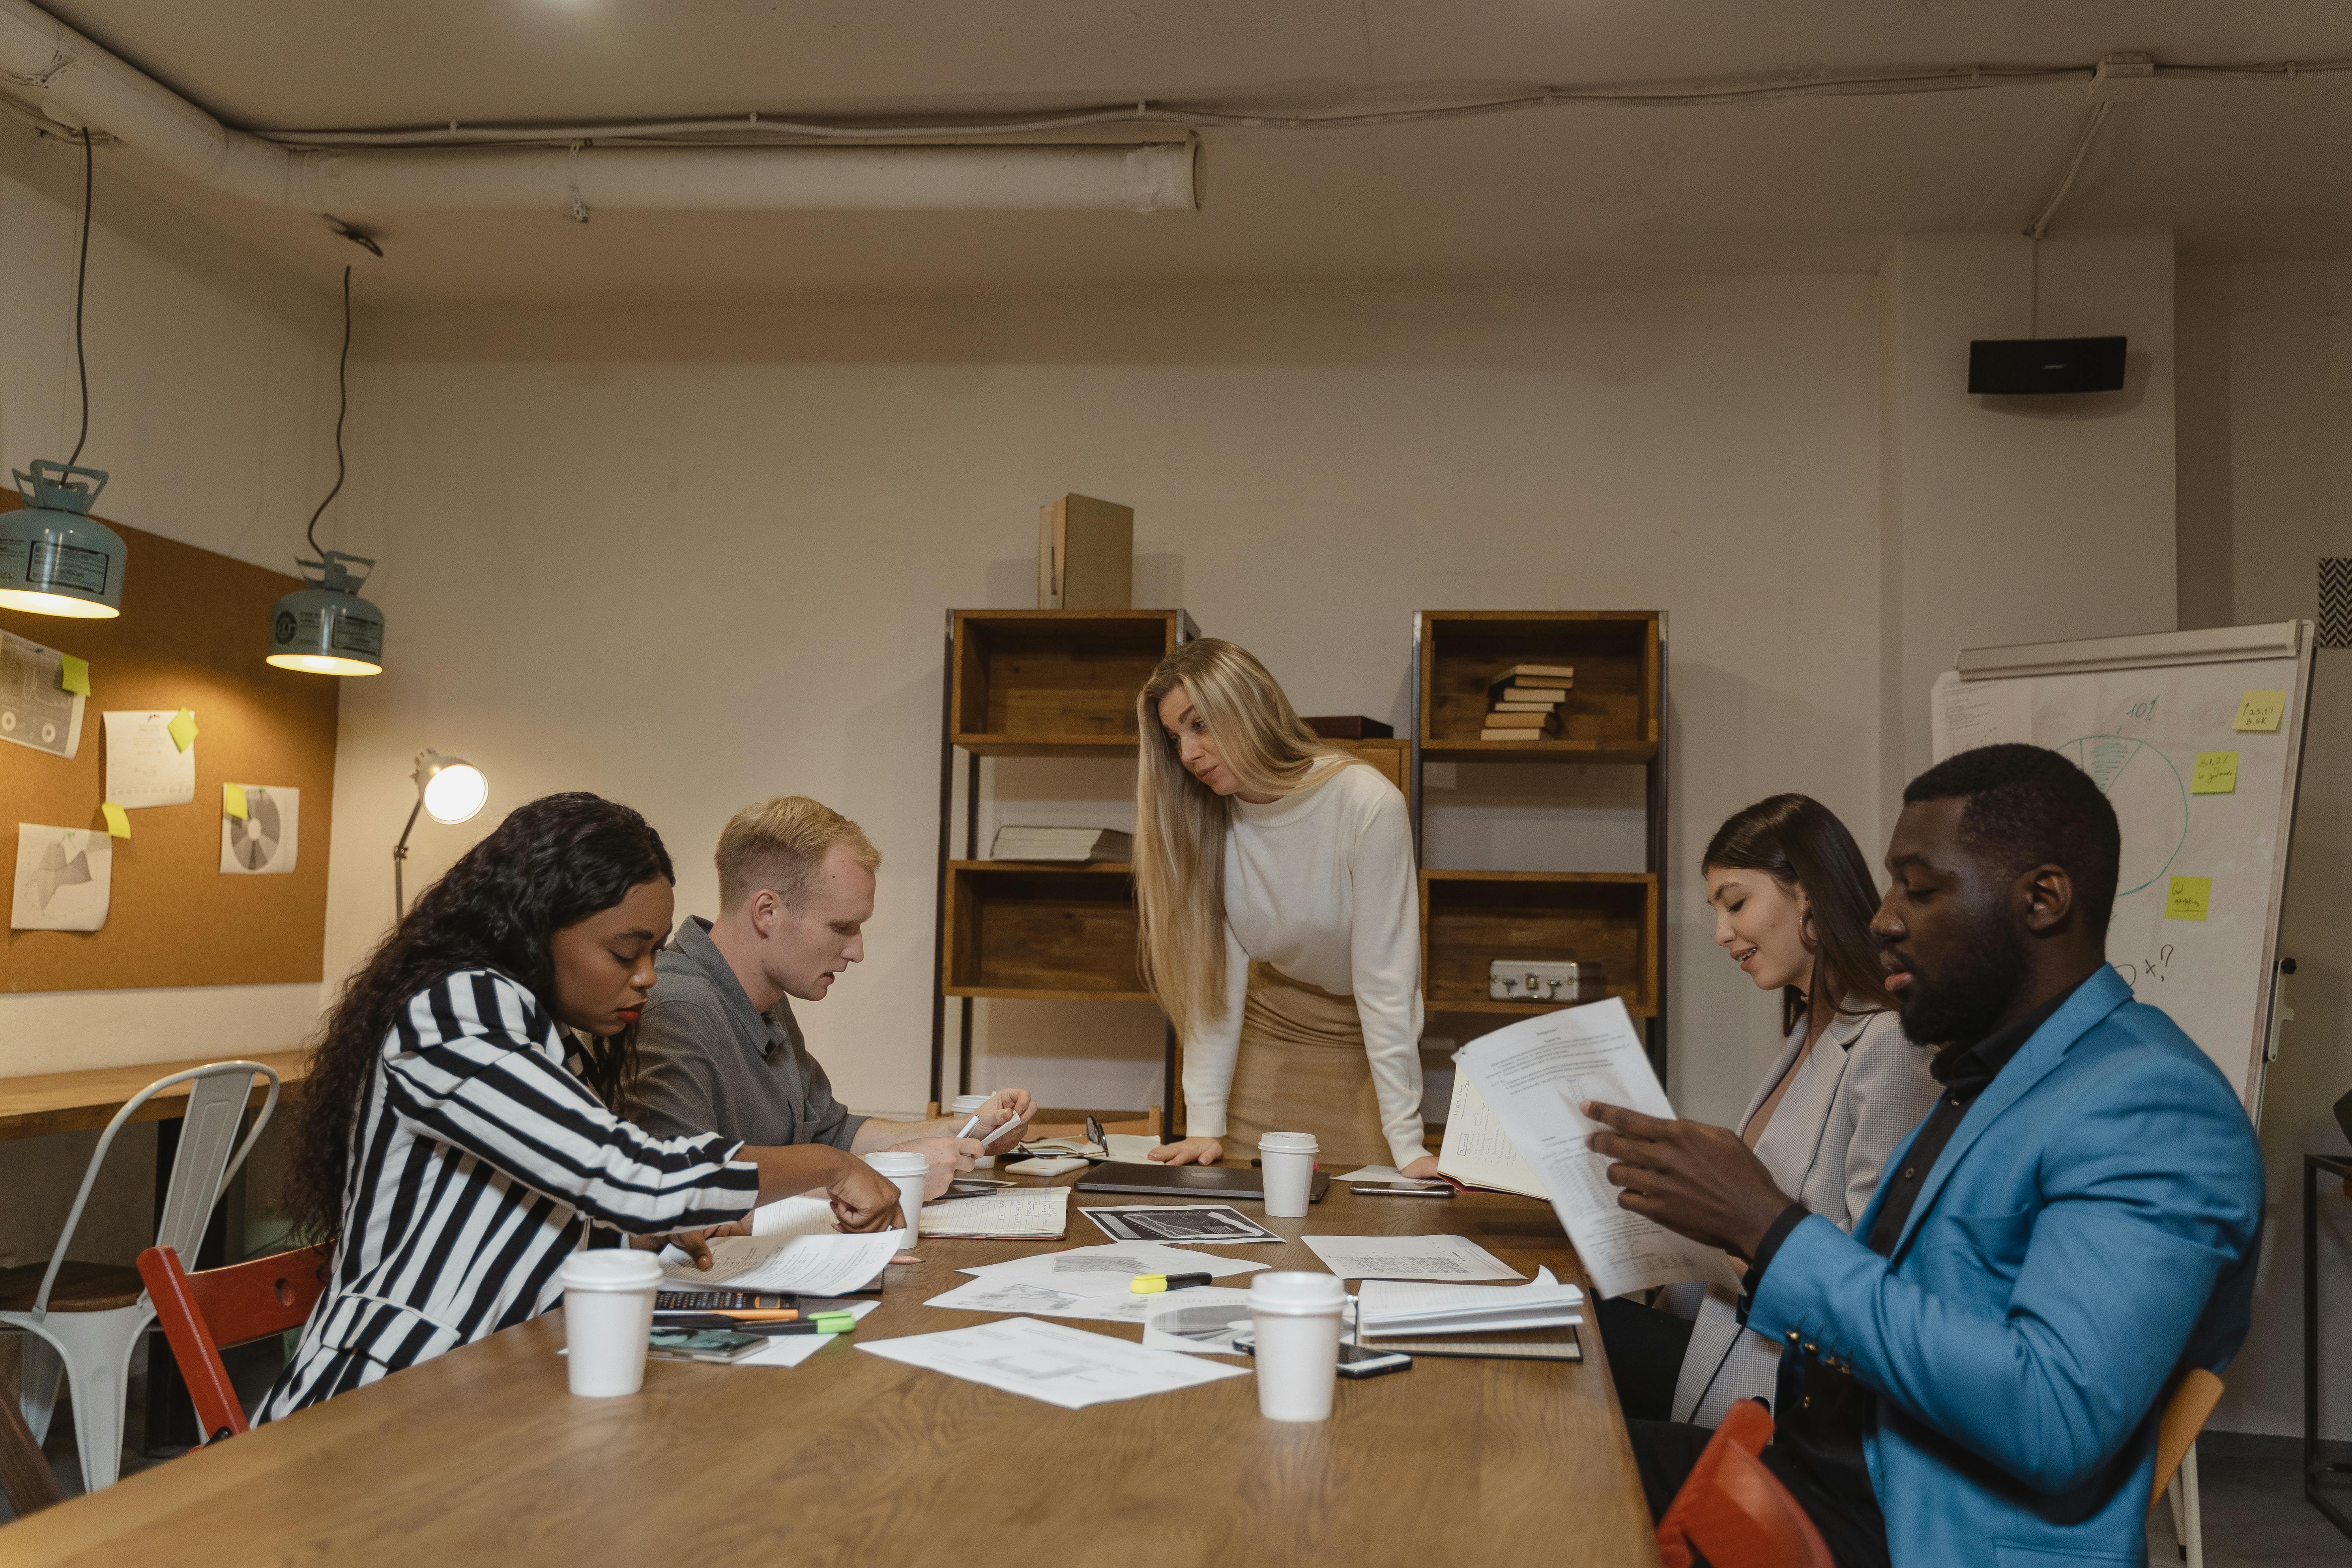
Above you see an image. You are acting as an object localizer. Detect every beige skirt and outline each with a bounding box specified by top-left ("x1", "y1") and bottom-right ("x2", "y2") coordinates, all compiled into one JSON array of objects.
[{"x1": 1220, "y1": 963, "x2": 1392, "y2": 1167}]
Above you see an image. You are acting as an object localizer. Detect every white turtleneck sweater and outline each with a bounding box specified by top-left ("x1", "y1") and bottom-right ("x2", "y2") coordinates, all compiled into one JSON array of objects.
[{"x1": 1183, "y1": 759, "x2": 1428, "y2": 1169}]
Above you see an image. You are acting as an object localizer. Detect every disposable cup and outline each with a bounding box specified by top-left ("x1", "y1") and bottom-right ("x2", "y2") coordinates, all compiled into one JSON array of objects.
[
  {"x1": 950, "y1": 1093, "x2": 997, "y2": 1166},
  {"x1": 867, "y1": 1149, "x2": 930, "y2": 1251},
  {"x1": 1249, "y1": 1270, "x2": 1347, "y2": 1421},
  {"x1": 560, "y1": 1248, "x2": 662, "y2": 1398},
  {"x1": 1257, "y1": 1131, "x2": 1320, "y2": 1218}
]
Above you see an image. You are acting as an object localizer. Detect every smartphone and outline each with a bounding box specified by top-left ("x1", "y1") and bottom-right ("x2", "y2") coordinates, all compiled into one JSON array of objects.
[
  {"x1": 1336, "y1": 1344, "x2": 1413, "y2": 1378},
  {"x1": 1355, "y1": 1181, "x2": 1453, "y2": 1198},
  {"x1": 647, "y1": 1327, "x2": 769, "y2": 1364}
]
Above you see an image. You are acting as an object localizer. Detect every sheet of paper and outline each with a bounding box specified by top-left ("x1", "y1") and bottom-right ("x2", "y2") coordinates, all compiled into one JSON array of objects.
[
  {"x1": 921, "y1": 1276, "x2": 1158, "y2": 1325},
  {"x1": 1081, "y1": 1204, "x2": 1284, "y2": 1245},
  {"x1": 1357, "y1": 1266, "x2": 1584, "y2": 1333},
  {"x1": 1104, "y1": 1134, "x2": 1160, "y2": 1162},
  {"x1": 103, "y1": 709, "x2": 196, "y2": 808},
  {"x1": 219, "y1": 784, "x2": 298, "y2": 875},
  {"x1": 857, "y1": 1316, "x2": 1248, "y2": 1409},
  {"x1": 11, "y1": 823, "x2": 110, "y2": 931},
  {"x1": 750, "y1": 1194, "x2": 841, "y2": 1239},
  {"x1": 916, "y1": 1186, "x2": 1070, "y2": 1239},
  {"x1": 1459, "y1": 998, "x2": 1744, "y2": 1300},
  {"x1": 736, "y1": 1299, "x2": 879, "y2": 1367},
  {"x1": 959, "y1": 1242, "x2": 1268, "y2": 1297},
  {"x1": 1929, "y1": 670, "x2": 2034, "y2": 763},
  {"x1": 1141, "y1": 1287, "x2": 1257, "y2": 1355},
  {"x1": 1300, "y1": 1233, "x2": 1522, "y2": 1282},
  {"x1": 1334, "y1": 1165, "x2": 1409, "y2": 1184},
  {"x1": 0, "y1": 632, "x2": 86, "y2": 759},
  {"x1": 1435, "y1": 1068, "x2": 1548, "y2": 1198},
  {"x1": 657, "y1": 1232, "x2": 896, "y2": 1295}
]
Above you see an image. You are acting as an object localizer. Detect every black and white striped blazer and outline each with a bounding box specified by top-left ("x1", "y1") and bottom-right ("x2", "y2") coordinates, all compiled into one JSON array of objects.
[{"x1": 258, "y1": 969, "x2": 758, "y2": 1422}]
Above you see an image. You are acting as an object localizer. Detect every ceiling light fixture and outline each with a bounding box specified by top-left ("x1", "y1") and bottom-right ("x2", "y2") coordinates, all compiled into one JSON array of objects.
[
  {"x1": 266, "y1": 265, "x2": 386, "y2": 675},
  {"x1": 393, "y1": 750, "x2": 488, "y2": 915},
  {"x1": 0, "y1": 128, "x2": 126, "y2": 619}
]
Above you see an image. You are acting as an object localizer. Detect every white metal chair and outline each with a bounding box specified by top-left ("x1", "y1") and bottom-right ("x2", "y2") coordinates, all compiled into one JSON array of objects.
[{"x1": 1, "y1": 1061, "x2": 278, "y2": 1491}]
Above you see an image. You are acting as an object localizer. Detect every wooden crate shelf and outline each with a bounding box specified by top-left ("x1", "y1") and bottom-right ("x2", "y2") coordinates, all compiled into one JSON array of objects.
[
  {"x1": 941, "y1": 861, "x2": 1149, "y2": 1003},
  {"x1": 1416, "y1": 610, "x2": 1660, "y2": 763},
  {"x1": 1420, "y1": 870, "x2": 1659, "y2": 1018},
  {"x1": 949, "y1": 609, "x2": 1198, "y2": 757}
]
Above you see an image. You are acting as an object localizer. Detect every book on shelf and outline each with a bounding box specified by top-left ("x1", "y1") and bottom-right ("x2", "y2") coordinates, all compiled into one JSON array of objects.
[
  {"x1": 1480, "y1": 711, "x2": 1557, "y2": 731},
  {"x1": 1488, "y1": 701, "x2": 1559, "y2": 714},
  {"x1": 987, "y1": 826, "x2": 1135, "y2": 863},
  {"x1": 1480, "y1": 728, "x2": 1560, "y2": 741},
  {"x1": 1489, "y1": 682, "x2": 1571, "y2": 704},
  {"x1": 1486, "y1": 667, "x2": 1573, "y2": 700}
]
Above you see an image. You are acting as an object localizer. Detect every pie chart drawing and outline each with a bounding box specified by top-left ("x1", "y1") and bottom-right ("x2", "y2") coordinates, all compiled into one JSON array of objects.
[
  {"x1": 2056, "y1": 735, "x2": 2186, "y2": 897},
  {"x1": 228, "y1": 789, "x2": 285, "y2": 871}
]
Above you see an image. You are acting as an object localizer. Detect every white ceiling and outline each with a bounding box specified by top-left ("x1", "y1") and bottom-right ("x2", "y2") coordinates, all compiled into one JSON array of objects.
[{"x1": 25, "y1": 0, "x2": 2352, "y2": 303}]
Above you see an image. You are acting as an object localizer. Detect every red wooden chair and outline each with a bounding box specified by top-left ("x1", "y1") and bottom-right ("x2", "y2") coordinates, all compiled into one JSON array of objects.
[
  {"x1": 1655, "y1": 1399, "x2": 1836, "y2": 1568},
  {"x1": 134, "y1": 1244, "x2": 331, "y2": 1445}
]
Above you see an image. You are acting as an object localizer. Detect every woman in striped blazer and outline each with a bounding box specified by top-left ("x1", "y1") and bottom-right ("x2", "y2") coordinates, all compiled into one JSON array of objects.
[
  {"x1": 1597, "y1": 794, "x2": 1942, "y2": 1429},
  {"x1": 258, "y1": 793, "x2": 901, "y2": 1420}
]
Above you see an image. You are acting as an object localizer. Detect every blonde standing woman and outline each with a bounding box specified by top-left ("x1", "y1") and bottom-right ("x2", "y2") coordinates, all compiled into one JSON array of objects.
[{"x1": 1134, "y1": 640, "x2": 1439, "y2": 1177}]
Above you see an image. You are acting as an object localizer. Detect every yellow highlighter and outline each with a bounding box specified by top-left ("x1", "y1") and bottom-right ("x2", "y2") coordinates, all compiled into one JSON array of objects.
[{"x1": 1130, "y1": 1272, "x2": 1214, "y2": 1295}]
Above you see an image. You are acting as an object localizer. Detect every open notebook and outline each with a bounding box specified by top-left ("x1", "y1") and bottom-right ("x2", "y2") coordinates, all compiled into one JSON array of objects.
[
  {"x1": 1435, "y1": 1065, "x2": 1547, "y2": 1199},
  {"x1": 916, "y1": 1186, "x2": 1071, "y2": 1239}
]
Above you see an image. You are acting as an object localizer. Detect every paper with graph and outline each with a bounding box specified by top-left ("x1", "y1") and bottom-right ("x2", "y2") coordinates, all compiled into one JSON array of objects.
[{"x1": 1458, "y1": 999, "x2": 1743, "y2": 1300}]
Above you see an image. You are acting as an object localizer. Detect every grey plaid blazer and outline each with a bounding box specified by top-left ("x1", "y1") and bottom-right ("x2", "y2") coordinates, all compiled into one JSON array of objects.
[{"x1": 1666, "y1": 1005, "x2": 1941, "y2": 1428}]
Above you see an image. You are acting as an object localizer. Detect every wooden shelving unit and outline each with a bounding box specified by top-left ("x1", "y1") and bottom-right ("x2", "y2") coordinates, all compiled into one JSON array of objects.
[
  {"x1": 1412, "y1": 611, "x2": 1669, "y2": 1075},
  {"x1": 928, "y1": 609, "x2": 1199, "y2": 1114}
]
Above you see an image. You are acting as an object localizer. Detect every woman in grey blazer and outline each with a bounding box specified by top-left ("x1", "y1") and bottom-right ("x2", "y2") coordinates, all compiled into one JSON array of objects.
[{"x1": 1599, "y1": 794, "x2": 1942, "y2": 1428}]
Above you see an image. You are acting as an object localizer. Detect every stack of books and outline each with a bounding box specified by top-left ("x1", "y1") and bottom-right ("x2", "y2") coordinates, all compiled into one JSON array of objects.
[
  {"x1": 1481, "y1": 663, "x2": 1574, "y2": 740},
  {"x1": 987, "y1": 825, "x2": 1134, "y2": 863}
]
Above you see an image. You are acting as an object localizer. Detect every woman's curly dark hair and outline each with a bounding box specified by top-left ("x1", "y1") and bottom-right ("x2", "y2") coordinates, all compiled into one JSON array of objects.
[{"x1": 281, "y1": 791, "x2": 675, "y2": 1245}]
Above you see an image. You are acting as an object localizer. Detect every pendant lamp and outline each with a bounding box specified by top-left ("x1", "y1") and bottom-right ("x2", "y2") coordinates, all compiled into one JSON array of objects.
[
  {"x1": 268, "y1": 264, "x2": 384, "y2": 674},
  {"x1": 1, "y1": 131, "x2": 124, "y2": 619}
]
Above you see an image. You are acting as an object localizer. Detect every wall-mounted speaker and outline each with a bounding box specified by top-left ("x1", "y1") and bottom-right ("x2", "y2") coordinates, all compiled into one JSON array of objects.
[{"x1": 1967, "y1": 336, "x2": 2127, "y2": 395}]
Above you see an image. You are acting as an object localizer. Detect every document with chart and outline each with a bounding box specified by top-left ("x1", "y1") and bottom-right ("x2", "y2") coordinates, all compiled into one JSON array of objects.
[{"x1": 1458, "y1": 999, "x2": 1744, "y2": 1300}]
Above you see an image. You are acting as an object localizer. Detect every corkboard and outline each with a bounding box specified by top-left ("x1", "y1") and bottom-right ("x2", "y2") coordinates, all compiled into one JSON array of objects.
[{"x1": 0, "y1": 496, "x2": 337, "y2": 991}]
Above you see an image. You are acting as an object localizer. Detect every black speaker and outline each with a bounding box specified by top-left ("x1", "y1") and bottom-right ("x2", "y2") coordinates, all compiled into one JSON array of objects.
[{"x1": 1967, "y1": 336, "x2": 2127, "y2": 395}]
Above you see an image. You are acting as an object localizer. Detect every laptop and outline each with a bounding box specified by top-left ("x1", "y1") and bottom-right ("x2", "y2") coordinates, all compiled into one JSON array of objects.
[{"x1": 1072, "y1": 1161, "x2": 1332, "y2": 1203}]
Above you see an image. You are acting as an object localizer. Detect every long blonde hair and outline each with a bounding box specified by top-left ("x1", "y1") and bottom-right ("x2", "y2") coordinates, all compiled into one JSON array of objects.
[{"x1": 1133, "y1": 639, "x2": 1366, "y2": 1040}]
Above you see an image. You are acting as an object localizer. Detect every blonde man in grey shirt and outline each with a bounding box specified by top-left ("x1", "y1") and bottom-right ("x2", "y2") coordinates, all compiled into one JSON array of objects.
[{"x1": 631, "y1": 795, "x2": 1033, "y2": 1197}]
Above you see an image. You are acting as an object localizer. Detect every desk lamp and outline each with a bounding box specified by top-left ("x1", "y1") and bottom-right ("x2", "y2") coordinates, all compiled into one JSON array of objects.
[{"x1": 393, "y1": 750, "x2": 487, "y2": 917}]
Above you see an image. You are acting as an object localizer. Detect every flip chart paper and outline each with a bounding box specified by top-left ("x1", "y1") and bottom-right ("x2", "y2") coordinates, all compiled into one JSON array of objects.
[
  {"x1": 1458, "y1": 998, "x2": 1744, "y2": 1300},
  {"x1": 103, "y1": 710, "x2": 196, "y2": 807},
  {"x1": 100, "y1": 803, "x2": 129, "y2": 838},
  {"x1": 2232, "y1": 691, "x2": 2287, "y2": 732},
  {"x1": 2190, "y1": 752, "x2": 2239, "y2": 795},
  {"x1": 223, "y1": 782, "x2": 248, "y2": 819},
  {"x1": 2165, "y1": 876, "x2": 2213, "y2": 921},
  {"x1": 58, "y1": 655, "x2": 88, "y2": 696},
  {"x1": 1930, "y1": 671, "x2": 2033, "y2": 763}
]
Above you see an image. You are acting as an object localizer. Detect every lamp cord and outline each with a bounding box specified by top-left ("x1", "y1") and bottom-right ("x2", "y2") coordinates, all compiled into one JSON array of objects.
[
  {"x1": 305, "y1": 265, "x2": 353, "y2": 560},
  {"x1": 64, "y1": 127, "x2": 91, "y2": 468}
]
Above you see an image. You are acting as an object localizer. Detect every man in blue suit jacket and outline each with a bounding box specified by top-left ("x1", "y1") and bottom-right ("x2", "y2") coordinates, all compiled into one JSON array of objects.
[{"x1": 1591, "y1": 744, "x2": 2265, "y2": 1568}]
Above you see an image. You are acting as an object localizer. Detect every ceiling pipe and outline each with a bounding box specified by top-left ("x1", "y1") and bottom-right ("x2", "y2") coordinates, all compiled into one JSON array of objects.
[{"x1": 0, "y1": 0, "x2": 1196, "y2": 213}]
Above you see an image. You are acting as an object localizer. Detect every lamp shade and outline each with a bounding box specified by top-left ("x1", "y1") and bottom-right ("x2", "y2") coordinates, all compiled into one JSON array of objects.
[
  {"x1": 266, "y1": 550, "x2": 384, "y2": 675},
  {"x1": 414, "y1": 750, "x2": 486, "y2": 825},
  {"x1": 0, "y1": 462, "x2": 123, "y2": 618}
]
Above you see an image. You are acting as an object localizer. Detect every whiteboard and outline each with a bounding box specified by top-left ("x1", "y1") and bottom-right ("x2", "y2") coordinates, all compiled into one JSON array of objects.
[{"x1": 1931, "y1": 620, "x2": 2316, "y2": 1112}]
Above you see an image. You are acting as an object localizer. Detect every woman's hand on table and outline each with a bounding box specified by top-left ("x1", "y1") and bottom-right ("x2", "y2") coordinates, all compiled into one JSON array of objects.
[
  {"x1": 635, "y1": 1218, "x2": 751, "y2": 1270},
  {"x1": 1146, "y1": 1136, "x2": 1224, "y2": 1166},
  {"x1": 1399, "y1": 1155, "x2": 1446, "y2": 1182}
]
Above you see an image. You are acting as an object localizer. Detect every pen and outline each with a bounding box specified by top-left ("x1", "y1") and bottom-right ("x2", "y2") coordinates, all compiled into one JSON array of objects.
[
  {"x1": 1130, "y1": 1272, "x2": 1214, "y2": 1295},
  {"x1": 954, "y1": 1113, "x2": 984, "y2": 1140}
]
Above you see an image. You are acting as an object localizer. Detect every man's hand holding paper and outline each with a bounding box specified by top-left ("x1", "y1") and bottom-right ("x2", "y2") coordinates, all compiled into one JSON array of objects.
[{"x1": 1580, "y1": 1102, "x2": 1796, "y2": 1263}]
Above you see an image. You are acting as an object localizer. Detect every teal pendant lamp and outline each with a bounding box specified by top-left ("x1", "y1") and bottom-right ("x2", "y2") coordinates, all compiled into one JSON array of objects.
[
  {"x1": 1, "y1": 131, "x2": 124, "y2": 620},
  {"x1": 267, "y1": 264, "x2": 384, "y2": 675}
]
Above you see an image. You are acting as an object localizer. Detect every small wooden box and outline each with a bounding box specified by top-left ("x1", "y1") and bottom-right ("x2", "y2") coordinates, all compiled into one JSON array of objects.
[{"x1": 1038, "y1": 495, "x2": 1134, "y2": 609}]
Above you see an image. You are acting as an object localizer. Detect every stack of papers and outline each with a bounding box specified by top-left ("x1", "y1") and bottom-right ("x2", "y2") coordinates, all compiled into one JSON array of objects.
[
  {"x1": 1300, "y1": 1233, "x2": 1521, "y2": 1282},
  {"x1": 923, "y1": 1241, "x2": 1267, "y2": 1324},
  {"x1": 917, "y1": 1186, "x2": 1071, "y2": 1239},
  {"x1": 1356, "y1": 1265, "x2": 1584, "y2": 1338},
  {"x1": 860, "y1": 1316, "x2": 1245, "y2": 1409}
]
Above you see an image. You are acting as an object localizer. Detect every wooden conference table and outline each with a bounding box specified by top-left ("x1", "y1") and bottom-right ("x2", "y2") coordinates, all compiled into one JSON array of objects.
[{"x1": 2, "y1": 1177, "x2": 1660, "y2": 1568}]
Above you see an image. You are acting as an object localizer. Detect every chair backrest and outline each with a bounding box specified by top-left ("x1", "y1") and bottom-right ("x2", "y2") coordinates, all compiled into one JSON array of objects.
[
  {"x1": 2150, "y1": 1367, "x2": 2225, "y2": 1515},
  {"x1": 1656, "y1": 1400, "x2": 1836, "y2": 1568},
  {"x1": 31, "y1": 1060, "x2": 280, "y2": 1317},
  {"x1": 136, "y1": 1243, "x2": 331, "y2": 1443}
]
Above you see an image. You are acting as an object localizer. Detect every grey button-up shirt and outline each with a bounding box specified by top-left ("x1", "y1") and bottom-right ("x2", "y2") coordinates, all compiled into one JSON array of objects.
[{"x1": 627, "y1": 917, "x2": 867, "y2": 1151}]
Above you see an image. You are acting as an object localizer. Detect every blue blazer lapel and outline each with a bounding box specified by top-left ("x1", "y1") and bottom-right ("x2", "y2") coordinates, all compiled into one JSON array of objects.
[{"x1": 1884, "y1": 966, "x2": 2135, "y2": 1260}]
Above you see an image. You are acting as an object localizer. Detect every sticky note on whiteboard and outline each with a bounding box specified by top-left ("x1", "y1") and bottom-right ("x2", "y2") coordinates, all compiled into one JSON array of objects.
[
  {"x1": 2233, "y1": 691, "x2": 2287, "y2": 732},
  {"x1": 2190, "y1": 752, "x2": 2239, "y2": 794},
  {"x1": 2165, "y1": 876, "x2": 2213, "y2": 921}
]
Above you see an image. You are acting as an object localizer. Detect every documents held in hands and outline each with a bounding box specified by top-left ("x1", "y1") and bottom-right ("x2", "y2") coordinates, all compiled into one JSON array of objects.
[
  {"x1": 658, "y1": 1233, "x2": 898, "y2": 1296},
  {"x1": 1458, "y1": 998, "x2": 1744, "y2": 1300}
]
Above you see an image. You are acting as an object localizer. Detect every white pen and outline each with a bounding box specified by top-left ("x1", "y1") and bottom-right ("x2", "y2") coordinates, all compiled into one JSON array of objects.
[{"x1": 953, "y1": 1113, "x2": 984, "y2": 1141}]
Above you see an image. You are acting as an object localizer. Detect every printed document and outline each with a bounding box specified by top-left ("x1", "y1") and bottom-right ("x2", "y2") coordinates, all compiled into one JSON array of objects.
[
  {"x1": 1299, "y1": 1233, "x2": 1521, "y2": 1282},
  {"x1": 102, "y1": 709, "x2": 196, "y2": 808},
  {"x1": 657, "y1": 1232, "x2": 896, "y2": 1295},
  {"x1": 0, "y1": 632, "x2": 84, "y2": 759},
  {"x1": 749, "y1": 1194, "x2": 842, "y2": 1239},
  {"x1": 1459, "y1": 999, "x2": 1744, "y2": 1299},
  {"x1": 1434, "y1": 1070, "x2": 1548, "y2": 1199},
  {"x1": 916, "y1": 1186, "x2": 1070, "y2": 1239},
  {"x1": 921, "y1": 1276, "x2": 1157, "y2": 1325},
  {"x1": 1081, "y1": 1204, "x2": 1283, "y2": 1245},
  {"x1": 958, "y1": 1241, "x2": 1267, "y2": 1297},
  {"x1": 1141, "y1": 1287, "x2": 1257, "y2": 1355},
  {"x1": 858, "y1": 1316, "x2": 1247, "y2": 1409}
]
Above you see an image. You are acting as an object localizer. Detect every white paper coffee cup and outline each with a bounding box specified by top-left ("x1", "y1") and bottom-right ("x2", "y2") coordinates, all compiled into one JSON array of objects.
[
  {"x1": 867, "y1": 1149, "x2": 930, "y2": 1251},
  {"x1": 949, "y1": 1094, "x2": 997, "y2": 1167},
  {"x1": 560, "y1": 1248, "x2": 662, "y2": 1398},
  {"x1": 1248, "y1": 1270, "x2": 1347, "y2": 1421},
  {"x1": 1257, "y1": 1131, "x2": 1319, "y2": 1219}
]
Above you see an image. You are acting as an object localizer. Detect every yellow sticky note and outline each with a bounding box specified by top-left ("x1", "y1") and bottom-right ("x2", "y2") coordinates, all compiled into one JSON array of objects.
[
  {"x1": 100, "y1": 802, "x2": 129, "y2": 838},
  {"x1": 166, "y1": 706, "x2": 198, "y2": 752},
  {"x1": 2190, "y1": 751, "x2": 2239, "y2": 795},
  {"x1": 2233, "y1": 690, "x2": 2287, "y2": 732},
  {"x1": 58, "y1": 655, "x2": 89, "y2": 696},
  {"x1": 2165, "y1": 876, "x2": 2212, "y2": 921},
  {"x1": 223, "y1": 782, "x2": 248, "y2": 820}
]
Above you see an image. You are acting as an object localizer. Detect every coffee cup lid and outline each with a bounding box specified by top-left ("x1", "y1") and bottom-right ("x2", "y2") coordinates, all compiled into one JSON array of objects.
[
  {"x1": 1257, "y1": 1131, "x2": 1319, "y2": 1153},
  {"x1": 559, "y1": 1248, "x2": 663, "y2": 1291},
  {"x1": 867, "y1": 1150, "x2": 930, "y2": 1176},
  {"x1": 948, "y1": 1095, "x2": 992, "y2": 1112},
  {"x1": 1249, "y1": 1270, "x2": 1346, "y2": 1310}
]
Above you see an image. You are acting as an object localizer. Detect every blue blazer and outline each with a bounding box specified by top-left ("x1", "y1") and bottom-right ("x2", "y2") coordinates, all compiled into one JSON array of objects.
[{"x1": 1747, "y1": 965, "x2": 2265, "y2": 1568}]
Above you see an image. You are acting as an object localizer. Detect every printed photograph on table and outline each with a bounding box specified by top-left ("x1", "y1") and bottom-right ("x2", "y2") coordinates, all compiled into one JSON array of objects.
[
  {"x1": 1081, "y1": 1204, "x2": 1284, "y2": 1244},
  {"x1": 11, "y1": 822, "x2": 112, "y2": 931},
  {"x1": 219, "y1": 784, "x2": 299, "y2": 875}
]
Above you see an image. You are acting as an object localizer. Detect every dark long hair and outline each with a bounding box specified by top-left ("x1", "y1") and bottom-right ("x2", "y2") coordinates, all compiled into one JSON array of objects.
[
  {"x1": 1702, "y1": 793, "x2": 1896, "y2": 1035},
  {"x1": 281, "y1": 792, "x2": 675, "y2": 1245}
]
